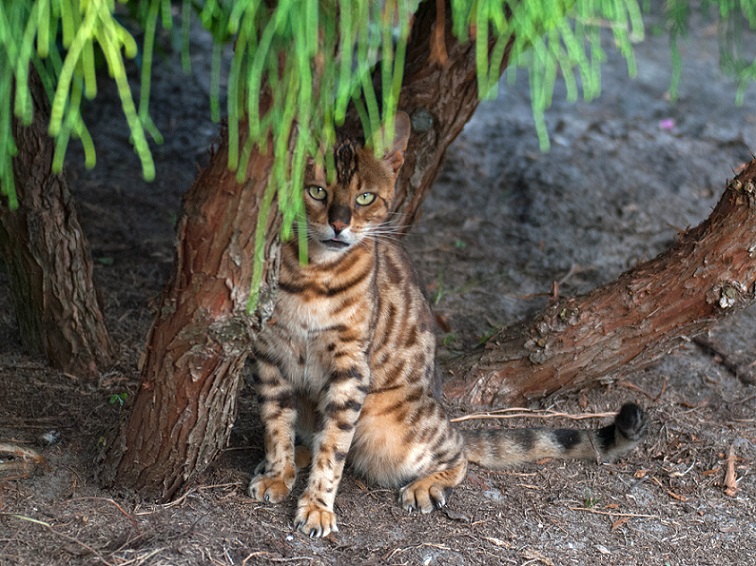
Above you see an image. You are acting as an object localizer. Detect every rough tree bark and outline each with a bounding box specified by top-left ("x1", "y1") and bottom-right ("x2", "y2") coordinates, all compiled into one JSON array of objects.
[
  {"x1": 446, "y1": 160, "x2": 756, "y2": 407},
  {"x1": 100, "y1": 116, "x2": 283, "y2": 498},
  {"x1": 0, "y1": 72, "x2": 114, "y2": 378},
  {"x1": 102, "y1": 0, "x2": 502, "y2": 500}
]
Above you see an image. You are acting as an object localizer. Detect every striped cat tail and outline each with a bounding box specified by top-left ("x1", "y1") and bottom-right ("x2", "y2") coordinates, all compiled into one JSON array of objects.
[{"x1": 461, "y1": 403, "x2": 647, "y2": 469}]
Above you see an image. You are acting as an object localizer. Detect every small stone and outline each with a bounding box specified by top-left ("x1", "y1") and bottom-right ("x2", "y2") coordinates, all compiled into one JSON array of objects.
[
  {"x1": 595, "y1": 544, "x2": 612, "y2": 555},
  {"x1": 37, "y1": 430, "x2": 61, "y2": 446}
]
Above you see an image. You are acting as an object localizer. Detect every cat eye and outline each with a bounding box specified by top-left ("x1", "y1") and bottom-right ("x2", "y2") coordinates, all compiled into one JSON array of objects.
[
  {"x1": 355, "y1": 192, "x2": 376, "y2": 206},
  {"x1": 307, "y1": 185, "x2": 327, "y2": 201}
]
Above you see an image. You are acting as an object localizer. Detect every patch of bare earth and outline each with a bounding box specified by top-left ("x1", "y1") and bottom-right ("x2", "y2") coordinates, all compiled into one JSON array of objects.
[{"x1": 1, "y1": 14, "x2": 754, "y2": 566}]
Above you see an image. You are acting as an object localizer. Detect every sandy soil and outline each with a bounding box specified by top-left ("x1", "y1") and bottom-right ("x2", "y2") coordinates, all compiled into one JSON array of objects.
[{"x1": 1, "y1": 12, "x2": 755, "y2": 566}]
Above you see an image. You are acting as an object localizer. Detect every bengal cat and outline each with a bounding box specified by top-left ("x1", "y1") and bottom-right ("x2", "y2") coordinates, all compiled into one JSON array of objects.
[{"x1": 249, "y1": 112, "x2": 647, "y2": 537}]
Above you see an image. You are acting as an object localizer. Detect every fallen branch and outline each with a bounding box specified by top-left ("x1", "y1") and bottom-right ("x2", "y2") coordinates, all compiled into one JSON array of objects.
[{"x1": 448, "y1": 159, "x2": 756, "y2": 407}]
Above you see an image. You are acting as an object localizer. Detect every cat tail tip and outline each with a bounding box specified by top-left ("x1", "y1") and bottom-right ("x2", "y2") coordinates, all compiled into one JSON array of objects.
[{"x1": 615, "y1": 402, "x2": 649, "y2": 442}]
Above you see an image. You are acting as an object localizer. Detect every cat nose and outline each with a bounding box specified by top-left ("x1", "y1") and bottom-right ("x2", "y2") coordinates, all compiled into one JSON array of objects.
[
  {"x1": 328, "y1": 203, "x2": 351, "y2": 235},
  {"x1": 331, "y1": 220, "x2": 348, "y2": 235}
]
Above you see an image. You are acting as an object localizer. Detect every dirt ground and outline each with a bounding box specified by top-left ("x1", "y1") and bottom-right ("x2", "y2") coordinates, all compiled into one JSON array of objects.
[{"x1": 1, "y1": 11, "x2": 755, "y2": 566}]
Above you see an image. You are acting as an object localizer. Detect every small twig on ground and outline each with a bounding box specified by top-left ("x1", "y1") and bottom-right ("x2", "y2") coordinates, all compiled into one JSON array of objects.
[
  {"x1": 618, "y1": 376, "x2": 668, "y2": 401},
  {"x1": 567, "y1": 507, "x2": 659, "y2": 519},
  {"x1": 115, "y1": 548, "x2": 165, "y2": 566},
  {"x1": 724, "y1": 444, "x2": 738, "y2": 497},
  {"x1": 242, "y1": 552, "x2": 313, "y2": 565},
  {"x1": 733, "y1": 394, "x2": 756, "y2": 406},
  {"x1": 450, "y1": 409, "x2": 616, "y2": 424},
  {"x1": 71, "y1": 497, "x2": 140, "y2": 531},
  {"x1": 45, "y1": 526, "x2": 113, "y2": 565},
  {"x1": 151, "y1": 482, "x2": 243, "y2": 511},
  {"x1": 0, "y1": 513, "x2": 52, "y2": 526},
  {"x1": 522, "y1": 547, "x2": 556, "y2": 566},
  {"x1": 384, "y1": 543, "x2": 454, "y2": 562},
  {"x1": 669, "y1": 459, "x2": 697, "y2": 478},
  {"x1": 650, "y1": 476, "x2": 689, "y2": 502},
  {"x1": 1, "y1": 514, "x2": 113, "y2": 565},
  {"x1": 611, "y1": 516, "x2": 632, "y2": 531}
]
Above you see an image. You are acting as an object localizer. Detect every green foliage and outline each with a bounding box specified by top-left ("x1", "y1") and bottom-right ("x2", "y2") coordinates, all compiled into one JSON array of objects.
[
  {"x1": 583, "y1": 487, "x2": 601, "y2": 508},
  {"x1": 2, "y1": 0, "x2": 756, "y2": 309},
  {"x1": 506, "y1": 0, "x2": 644, "y2": 151},
  {"x1": 108, "y1": 391, "x2": 128, "y2": 407},
  {"x1": 0, "y1": 0, "x2": 162, "y2": 209},
  {"x1": 660, "y1": 0, "x2": 756, "y2": 102}
]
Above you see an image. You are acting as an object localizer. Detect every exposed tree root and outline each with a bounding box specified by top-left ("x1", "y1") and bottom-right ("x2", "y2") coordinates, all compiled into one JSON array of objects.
[{"x1": 446, "y1": 158, "x2": 756, "y2": 407}]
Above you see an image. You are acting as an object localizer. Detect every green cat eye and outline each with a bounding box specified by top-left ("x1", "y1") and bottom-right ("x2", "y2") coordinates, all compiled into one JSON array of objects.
[
  {"x1": 356, "y1": 192, "x2": 376, "y2": 206},
  {"x1": 307, "y1": 186, "x2": 327, "y2": 201}
]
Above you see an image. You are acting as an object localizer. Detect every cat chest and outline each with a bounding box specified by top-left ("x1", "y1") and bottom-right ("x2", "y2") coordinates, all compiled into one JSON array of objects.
[
  {"x1": 273, "y1": 285, "x2": 371, "y2": 333},
  {"x1": 259, "y1": 326, "x2": 364, "y2": 394},
  {"x1": 259, "y1": 288, "x2": 373, "y2": 391}
]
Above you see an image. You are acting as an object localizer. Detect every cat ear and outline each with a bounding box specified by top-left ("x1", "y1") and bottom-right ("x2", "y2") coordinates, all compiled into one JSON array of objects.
[{"x1": 377, "y1": 111, "x2": 411, "y2": 175}]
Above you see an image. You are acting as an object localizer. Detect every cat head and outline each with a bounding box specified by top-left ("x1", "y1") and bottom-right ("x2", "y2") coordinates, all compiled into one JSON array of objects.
[{"x1": 302, "y1": 112, "x2": 411, "y2": 260}]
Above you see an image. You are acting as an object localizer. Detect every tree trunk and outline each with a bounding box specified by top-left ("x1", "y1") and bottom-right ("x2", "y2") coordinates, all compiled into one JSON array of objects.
[
  {"x1": 391, "y1": 1, "x2": 513, "y2": 229},
  {"x1": 0, "y1": 72, "x2": 114, "y2": 378},
  {"x1": 102, "y1": 0, "x2": 507, "y2": 500},
  {"x1": 100, "y1": 119, "x2": 283, "y2": 499},
  {"x1": 445, "y1": 160, "x2": 756, "y2": 407}
]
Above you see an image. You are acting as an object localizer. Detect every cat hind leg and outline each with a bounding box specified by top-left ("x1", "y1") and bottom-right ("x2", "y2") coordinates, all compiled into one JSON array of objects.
[{"x1": 399, "y1": 458, "x2": 468, "y2": 514}]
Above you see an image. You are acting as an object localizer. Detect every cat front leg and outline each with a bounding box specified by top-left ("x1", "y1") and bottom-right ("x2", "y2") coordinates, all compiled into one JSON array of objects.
[
  {"x1": 248, "y1": 353, "x2": 298, "y2": 504},
  {"x1": 294, "y1": 361, "x2": 370, "y2": 537}
]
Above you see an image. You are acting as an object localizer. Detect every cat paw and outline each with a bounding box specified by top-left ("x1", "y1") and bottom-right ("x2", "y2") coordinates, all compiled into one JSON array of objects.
[
  {"x1": 294, "y1": 500, "x2": 338, "y2": 538},
  {"x1": 248, "y1": 471, "x2": 294, "y2": 504},
  {"x1": 399, "y1": 480, "x2": 450, "y2": 514}
]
